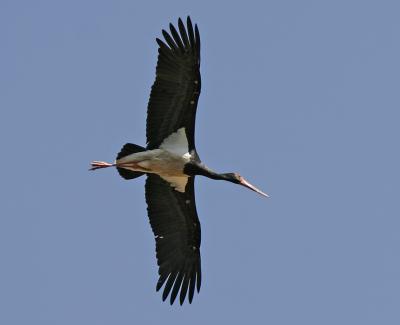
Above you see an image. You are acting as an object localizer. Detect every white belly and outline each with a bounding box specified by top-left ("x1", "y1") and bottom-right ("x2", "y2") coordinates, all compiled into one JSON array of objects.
[
  {"x1": 115, "y1": 127, "x2": 192, "y2": 192},
  {"x1": 116, "y1": 149, "x2": 190, "y2": 176}
]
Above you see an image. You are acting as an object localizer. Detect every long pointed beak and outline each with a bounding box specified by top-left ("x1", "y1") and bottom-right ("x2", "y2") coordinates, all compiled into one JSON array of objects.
[{"x1": 240, "y1": 178, "x2": 269, "y2": 197}]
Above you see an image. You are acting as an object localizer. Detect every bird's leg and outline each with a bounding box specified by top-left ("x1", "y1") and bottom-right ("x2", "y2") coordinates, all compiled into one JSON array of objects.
[{"x1": 89, "y1": 161, "x2": 115, "y2": 171}]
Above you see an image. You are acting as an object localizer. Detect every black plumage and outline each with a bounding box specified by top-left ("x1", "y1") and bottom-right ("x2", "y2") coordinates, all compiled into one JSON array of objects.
[
  {"x1": 146, "y1": 17, "x2": 201, "y2": 151},
  {"x1": 116, "y1": 143, "x2": 146, "y2": 180},
  {"x1": 145, "y1": 175, "x2": 201, "y2": 305},
  {"x1": 90, "y1": 16, "x2": 268, "y2": 306},
  {"x1": 145, "y1": 17, "x2": 203, "y2": 304}
]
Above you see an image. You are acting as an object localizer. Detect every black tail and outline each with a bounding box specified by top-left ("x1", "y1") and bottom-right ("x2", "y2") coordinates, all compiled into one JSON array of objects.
[{"x1": 116, "y1": 143, "x2": 146, "y2": 180}]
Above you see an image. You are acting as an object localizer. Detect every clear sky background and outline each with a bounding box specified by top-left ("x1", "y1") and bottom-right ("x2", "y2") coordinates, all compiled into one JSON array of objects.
[{"x1": 1, "y1": 0, "x2": 399, "y2": 324}]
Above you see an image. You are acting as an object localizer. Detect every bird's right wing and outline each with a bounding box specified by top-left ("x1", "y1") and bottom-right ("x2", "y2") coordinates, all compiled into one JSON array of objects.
[
  {"x1": 145, "y1": 174, "x2": 202, "y2": 305},
  {"x1": 146, "y1": 17, "x2": 201, "y2": 152}
]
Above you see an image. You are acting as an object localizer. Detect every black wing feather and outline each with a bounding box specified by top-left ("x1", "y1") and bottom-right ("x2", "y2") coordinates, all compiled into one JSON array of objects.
[
  {"x1": 195, "y1": 25, "x2": 201, "y2": 59},
  {"x1": 162, "y1": 29, "x2": 178, "y2": 51},
  {"x1": 178, "y1": 18, "x2": 190, "y2": 48},
  {"x1": 169, "y1": 23, "x2": 185, "y2": 52},
  {"x1": 187, "y1": 17, "x2": 195, "y2": 48},
  {"x1": 170, "y1": 270, "x2": 184, "y2": 304},
  {"x1": 188, "y1": 271, "x2": 196, "y2": 303},
  {"x1": 179, "y1": 270, "x2": 190, "y2": 305},
  {"x1": 146, "y1": 16, "x2": 201, "y2": 151},
  {"x1": 145, "y1": 175, "x2": 201, "y2": 305}
]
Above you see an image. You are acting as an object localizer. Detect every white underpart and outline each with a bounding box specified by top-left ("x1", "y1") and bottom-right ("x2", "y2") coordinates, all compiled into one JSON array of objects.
[
  {"x1": 116, "y1": 128, "x2": 192, "y2": 193},
  {"x1": 159, "y1": 128, "x2": 190, "y2": 192},
  {"x1": 117, "y1": 150, "x2": 162, "y2": 165}
]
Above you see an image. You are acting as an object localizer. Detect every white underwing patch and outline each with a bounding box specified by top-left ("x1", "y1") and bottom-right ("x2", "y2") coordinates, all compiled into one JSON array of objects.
[{"x1": 160, "y1": 127, "x2": 190, "y2": 158}]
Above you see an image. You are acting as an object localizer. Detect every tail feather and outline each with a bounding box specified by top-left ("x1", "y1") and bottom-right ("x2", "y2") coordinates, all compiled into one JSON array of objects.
[
  {"x1": 117, "y1": 143, "x2": 146, "y2": 160},
  {"x1": 116, "y1": 143, "x2": 146, "y2": 180}
]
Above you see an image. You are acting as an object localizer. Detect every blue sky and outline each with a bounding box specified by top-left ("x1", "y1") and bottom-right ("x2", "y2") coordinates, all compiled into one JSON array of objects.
[{"x1": 1, "y1": 0, "x2": 399, "y2": 324}]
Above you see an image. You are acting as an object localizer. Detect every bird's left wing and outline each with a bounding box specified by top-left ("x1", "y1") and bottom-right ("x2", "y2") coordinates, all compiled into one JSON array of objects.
[
  {"x1": 146, "y1": 17, "x2": 201, "y2": 152},
  {"x1": 145, "y1": 174, "x2": 202, "y2": 305}
]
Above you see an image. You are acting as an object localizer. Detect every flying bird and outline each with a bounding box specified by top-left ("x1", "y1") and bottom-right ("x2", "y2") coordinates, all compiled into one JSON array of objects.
[{"x1": 90, "y1": 17, "x2": 268, "y2": 305}]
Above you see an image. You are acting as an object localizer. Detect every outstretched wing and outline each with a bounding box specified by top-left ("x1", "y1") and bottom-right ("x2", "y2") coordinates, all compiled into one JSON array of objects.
[
  {"x1": 146, "y1": 16, "x2": 201, "y2": 152},
  {"x1": 145, "y1": 174, "x2": 202, "y2": 305}
]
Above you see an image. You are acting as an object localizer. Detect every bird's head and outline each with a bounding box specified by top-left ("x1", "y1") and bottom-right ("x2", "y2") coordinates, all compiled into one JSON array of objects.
[{"x1": 223, "y1": 173, "x2": 269, "y2": 197}]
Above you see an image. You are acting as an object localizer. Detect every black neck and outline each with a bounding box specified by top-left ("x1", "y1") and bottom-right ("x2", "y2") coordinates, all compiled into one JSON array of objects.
[{"x1": 184, "y1": 161, "x2": 229, "y2": 180}]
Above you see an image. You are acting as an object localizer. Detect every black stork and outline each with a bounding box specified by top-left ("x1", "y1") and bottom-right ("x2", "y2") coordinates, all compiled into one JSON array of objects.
[{"x1": 90, "y1": 17, "x2": 268, "y2": 305}]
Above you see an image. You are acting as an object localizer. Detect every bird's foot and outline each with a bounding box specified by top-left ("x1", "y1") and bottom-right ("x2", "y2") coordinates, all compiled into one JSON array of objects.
[{"x1": 89, "y1": 161, "x2": 115, "y2": 171}]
